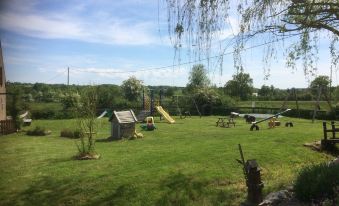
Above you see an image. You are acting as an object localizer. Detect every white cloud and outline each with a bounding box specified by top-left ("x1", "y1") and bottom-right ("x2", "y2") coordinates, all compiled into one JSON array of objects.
[
  {"x1": 0, "y1": 12, "x2": 85, "y2": 39},
  {"x1": 70, "y1": 66, "x2": 188, "y2": 85},
  {"x1": 0, "y1": 2, "x2": 163, "y2": 46}
]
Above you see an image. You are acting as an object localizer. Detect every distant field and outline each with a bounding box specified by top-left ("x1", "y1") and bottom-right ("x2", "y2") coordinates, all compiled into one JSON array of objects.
[
  {"x1": 238, "y1": 101, "x2": 334, "y2": 111},
  {"x1": 29, "y1": 102, "x2": 63, "y2": 111},
  {"x1": 0, "y1": 116, "x2": 334, "y2": 205}
]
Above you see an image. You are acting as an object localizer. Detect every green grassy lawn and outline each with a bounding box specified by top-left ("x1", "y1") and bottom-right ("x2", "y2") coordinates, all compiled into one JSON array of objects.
[
  {"x1": 238, "y1": 101, "x2": 333, "y2": 110},
  {"x1": 0, "y1": 116, "x2": 335, "y2": 205}
]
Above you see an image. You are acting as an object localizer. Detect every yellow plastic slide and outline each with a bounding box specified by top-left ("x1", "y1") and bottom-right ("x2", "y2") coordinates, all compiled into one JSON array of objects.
[{"x1": 155, "y1": 106, "x2": 175, "y2": 124}]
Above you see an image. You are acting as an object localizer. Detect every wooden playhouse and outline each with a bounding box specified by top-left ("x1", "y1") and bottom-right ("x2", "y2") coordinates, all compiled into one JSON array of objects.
[{"x1": 109, "y1": 110, "x2": 138, "y2": 139}]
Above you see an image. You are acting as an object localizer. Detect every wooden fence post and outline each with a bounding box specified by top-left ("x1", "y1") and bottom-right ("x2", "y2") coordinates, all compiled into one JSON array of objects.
[
  {"x1": 323, "y1": 122, "x2": 327, "y2": 140},
  {"x1": 331, "y1": 121, "x2": 335, "y2": 139}
]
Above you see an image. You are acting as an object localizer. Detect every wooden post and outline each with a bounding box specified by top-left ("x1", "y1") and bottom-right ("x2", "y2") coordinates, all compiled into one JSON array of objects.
[
  {"x1": 312, "y1": 86, "x2": 322, "y2": 123},
  {"x1": 246, "y1": 160, "x2": 263, "y2": 204},
  {"x1": 293, "y1": 88, "x2": 300, "y2": 118},
  {"x1": 150, "y1": 89, "x2": 154, "y2": 116},
  {"x1": 323, "y1": 122, "x2": 327, "y2": 140},
  {"x1": 331, "y1": 121, "x2": 335, "y2": 139},
  {"x1": 175, "y1": 95, "x2": 182, "y2": 119},
  {"x1": 142, "y1": 89, "x2": 145, "y2": 110},
  {"x1": 237, "y1": 145, "x2": 263, "y2": 204},
  {"x1": 192, "y1": 98, "x2": 202, "y2": 118},
  {"x1": 159, "y1": 90, "x2": 163, "y2": 120},
  {"x1": 238, "y1": 144, "x2": 248, "y2": 180}
]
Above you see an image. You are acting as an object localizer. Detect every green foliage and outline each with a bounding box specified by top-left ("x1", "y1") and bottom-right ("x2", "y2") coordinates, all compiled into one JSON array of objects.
[
  {"x1": 75, "y1": 86, "x2": 98, "y2": 157},
  {"x1": 186, "y1": 64, "x2": 210, "y2": 92},
  {"x1": 310, "y1": 75, "x2": 330, "y2": 88},
  {"x1": 163, "y1": 87, "x2": 175, "y2": 97},
  {"x1": 96, "y1": 84, "x2": 122, "y2": 108},
  {"x1": 31, "y1": 109, "x2": 57, "y2": 119},
  {"x1": 60, "y1": 128, "x2": 83, "y2": 139},
  {"x1": 258, "y1": 85, "x2": 275, "y2": 100},
  {"x1": 334, "y1": 86, "x2": 339, "y2": 103},
  {"x1": 308, "y1": 76, "x2": 333, "y2": 102},
  {"x1": 193, "y1": 87, "x2": 220, "y2": 115},
  {"x1": 219, "y1": 95, "x2": 236, "y2": 108},
  {"x1": 26, "y1": 126, "x2": 50, "y2": 136},
  {"x1": 121, "y1": 76, "x2": 144, "y2": 101},
  {"x1": 193, "y1": 87, "x2": 219, "y2": 106},
  {"x1": 294, "y1": 163, "x2": 339, "y2": 202},
  {"x1": 61, "y1": 92, "x2": 80, "y2": 110},
  {"x1": 164, "y1": 1, "x2": 339, "y2": 79},
  {"x1": 224, "y1": 72, "x2": 253, "y2": 101},
  {"x1": 7, "y1": 87, "x2": 23, "y2": 130}
]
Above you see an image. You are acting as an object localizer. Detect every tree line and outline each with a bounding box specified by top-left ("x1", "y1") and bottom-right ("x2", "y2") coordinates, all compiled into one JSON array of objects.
[{"x1": 6, "y1": 65, "x2": 339, "y2": 119}]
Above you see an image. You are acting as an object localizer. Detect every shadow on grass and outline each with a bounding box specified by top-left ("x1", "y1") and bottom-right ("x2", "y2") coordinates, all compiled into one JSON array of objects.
[
  {"x1": 96, "y1": 136, "x2": 120, "y2": 142},
  {"x1": 11, "y1": 176, "x2": 145, "y2": 206},
  {"x1": 88, "y1": 184, "x2": 143, "y2": 206},
  {"x1": 156, "y1": 172, "x2": 236, "y2": 206},
  {"x1": 7, "y1": 173, "x2": 238, "y2": 206},
  {"x1": 323, "y1": 145, "x2": 339, "y2": 156},
  {"x1": 11, "y1": 176, "x2": 84, "y2": 206}
]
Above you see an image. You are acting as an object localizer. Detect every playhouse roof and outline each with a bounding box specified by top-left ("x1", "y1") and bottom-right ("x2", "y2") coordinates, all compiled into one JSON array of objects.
[{"x1": 109, "y1": 110, "x2": 138, "y2": 123}]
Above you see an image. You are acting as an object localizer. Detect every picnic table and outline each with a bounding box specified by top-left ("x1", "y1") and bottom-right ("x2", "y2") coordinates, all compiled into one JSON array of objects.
[{"x1": 216, "y1": 117, "x2": 236, "y2": 128}]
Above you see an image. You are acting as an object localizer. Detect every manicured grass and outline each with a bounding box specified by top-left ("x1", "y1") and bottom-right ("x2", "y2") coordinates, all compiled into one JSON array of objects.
[{"x1": 0, "y1": 116, "x2": 334, "y2": 205}]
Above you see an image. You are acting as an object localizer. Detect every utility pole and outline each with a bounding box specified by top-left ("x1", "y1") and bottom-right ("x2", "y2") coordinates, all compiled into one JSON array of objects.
[{"x1": 67, "y1": 67, "x2": 69, "y2": 85}]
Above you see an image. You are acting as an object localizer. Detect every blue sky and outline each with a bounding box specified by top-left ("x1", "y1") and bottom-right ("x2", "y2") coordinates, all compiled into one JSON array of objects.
[{"x1": 0, "y1": 0, "x2": 337, "y2": 88}]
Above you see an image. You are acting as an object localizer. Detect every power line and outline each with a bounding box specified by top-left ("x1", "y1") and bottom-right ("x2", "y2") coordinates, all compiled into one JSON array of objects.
[
  {"x1": 40, "y1": 35, "x2": 293, "y2": 85},
  {"x1": 44, "y1": 69, "x2": 68, "y2": 84},
  {"x1": 72, "y1": 36, "x2": 293, "y2": 75}
]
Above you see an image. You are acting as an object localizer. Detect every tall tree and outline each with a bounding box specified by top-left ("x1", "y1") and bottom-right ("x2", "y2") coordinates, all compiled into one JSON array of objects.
[
  {"x1": 121, "y1": 76, "x2": 144, "y2": 101},
  {"x1": 224, "y1": 72, "x2": 253, "y2": 100},
  {"x1": 310, "y1": 75, "x2": 331, "y2": 97},
  {"x1": 164, "y1": 0, "x2": 339, "y2": 77},
  {"x1": 186, "y1": 64, "x2": 210, "y2": 92},
  {"x1": 310, "y1": 75, "x2": 330, "y2": 89},
  {"x1": 258, "y1": 85, "x2": 276, "y2": 100}
]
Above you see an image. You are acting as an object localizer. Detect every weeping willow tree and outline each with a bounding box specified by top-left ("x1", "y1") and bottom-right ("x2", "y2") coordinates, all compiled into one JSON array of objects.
[{"x1": 163, "y1": 0, "x2": 339, "y2": 79}]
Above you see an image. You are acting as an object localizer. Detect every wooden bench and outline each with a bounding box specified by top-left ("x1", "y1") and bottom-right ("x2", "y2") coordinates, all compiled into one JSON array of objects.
[{"x1": 321, "y1": 121, "x2": 339, "y2": 148}]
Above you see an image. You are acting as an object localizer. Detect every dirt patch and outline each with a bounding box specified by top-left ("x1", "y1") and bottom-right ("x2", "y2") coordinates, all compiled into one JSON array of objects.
[
  {"x1": 303, "y1": 141, "x2": 322, "y2": 151},
  {"x1": 74, "y1": 153, "x2": 100, "y2": 160}
]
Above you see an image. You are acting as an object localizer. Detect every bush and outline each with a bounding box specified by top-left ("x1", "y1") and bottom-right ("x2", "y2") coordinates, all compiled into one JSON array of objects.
[
  {"x1": 31, "y1": 109, "x2": 56, "y2": 119},
  {"x1": 294, "y1": 163, "x2": 339, "y2": 202},
  {"x1": 60, "y1": 128, "x2": 83, "y2": 139},
  {"x1": 26, "y1": 126, "x2": 51, "y2": 136}
]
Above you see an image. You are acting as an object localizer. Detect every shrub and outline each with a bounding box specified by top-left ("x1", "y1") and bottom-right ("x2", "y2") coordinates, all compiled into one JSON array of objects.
[
  {"x1": 60, "y1": 128, "x2": 83, "y2": 139},
  {"x1": 31, "y1": 109, "x2": 56, "y2": 119},
  {"x1": 294, "y1": 163, "x2": 339, "y2": 202},
  {"x1": 26, "y1": 126, "x2": 51, "y2": 136}
]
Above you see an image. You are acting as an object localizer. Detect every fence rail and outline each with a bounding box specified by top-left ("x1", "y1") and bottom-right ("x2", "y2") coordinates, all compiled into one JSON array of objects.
[{"x1": 0, "y1": 120, "x2": 16, "y2": 135}]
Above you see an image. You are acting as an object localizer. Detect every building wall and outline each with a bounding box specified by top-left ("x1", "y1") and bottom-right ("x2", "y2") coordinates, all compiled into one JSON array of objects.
[{"x1": 0, "y1": 42, "x2": 6, "y2": 120}]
